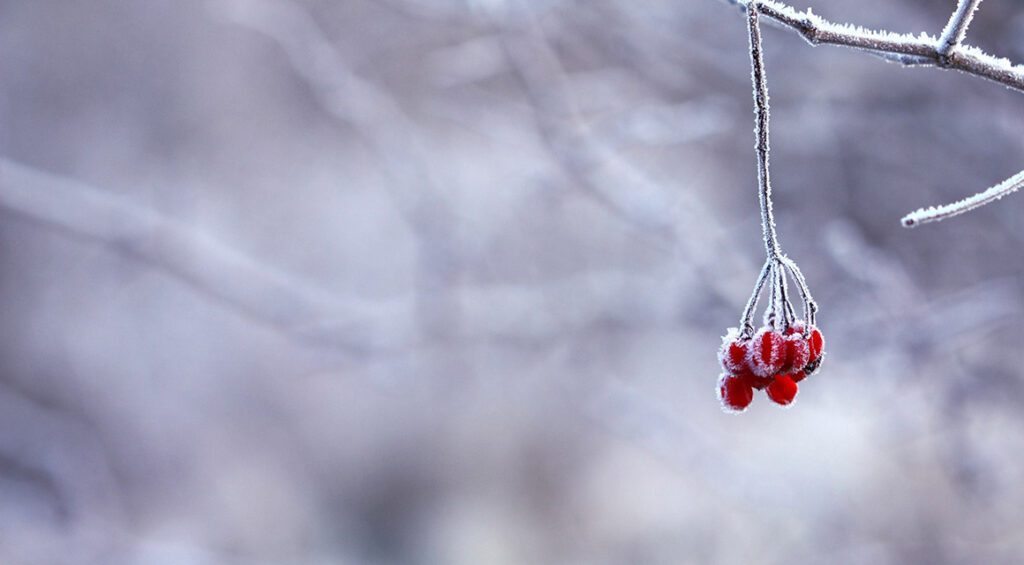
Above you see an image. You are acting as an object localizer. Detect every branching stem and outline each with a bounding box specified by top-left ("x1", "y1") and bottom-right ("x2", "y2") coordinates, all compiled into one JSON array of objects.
[
  {"x1": 727, "y1": 0, "x2": 1024, "y2": 92},
  {"x1": 728, "y1": 0, "x2": 1022, "y2": 226}
]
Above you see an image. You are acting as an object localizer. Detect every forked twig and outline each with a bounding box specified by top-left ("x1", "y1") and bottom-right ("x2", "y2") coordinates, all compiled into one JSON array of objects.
[
  {"x1": 725, "y1": 0, "x2": 1023, "y2": 92},
  {"x1": 727, "y1": 0, "x2": 1022, "y2": 226},
  {"x1": 938, "y1": 0, "x2": 983, "y2": 57}
]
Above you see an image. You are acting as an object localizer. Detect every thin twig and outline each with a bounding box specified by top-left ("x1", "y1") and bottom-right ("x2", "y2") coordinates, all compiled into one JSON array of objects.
[
  {"x1": 780, "y1": 256, "x2": 816, "y2": 325},
  {"x1": 938, "y1": 0, "x2": 983, "y2": 57},
  {"x1": 725, "y1": 0, "x2": 1023, "y2": 224},
  {"x1": 747, "y1": 2, "x2": 782, "y2": 259},
  {"x1": 740, "y1": 259, "x2": 772, "y2": 335},
  {"x1": 901, "y1": 169, "x2": 1024, "y2": 227}
]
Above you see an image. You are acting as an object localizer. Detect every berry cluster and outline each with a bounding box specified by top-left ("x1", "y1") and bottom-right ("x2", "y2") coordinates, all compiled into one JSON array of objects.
[
  {"x1": 720, "y1": 3, "x2": 824, "y2": 413},
  {"x1": 717, "y1": 322, "x2": 824, "y2": 412},
  {"x1": 715, "y1": 254, "x2": 821, "y2": 413}
]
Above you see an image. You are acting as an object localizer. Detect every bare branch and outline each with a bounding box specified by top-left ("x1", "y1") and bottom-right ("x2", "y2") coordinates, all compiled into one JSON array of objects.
[
  {"x1": 723, "y1": 0, "x2": 1023, "y2": 225},
  {"x1": 1, "y1": 159, "x2": 713, "y2": 356},
  {"x1": 724, "y1": 0, "x2": 1024, "y2": 92},
  {"x1": 0, "y1": 158, "x2": 416, "y2": 354},
  {"x1": 901, "y1": 169, "x2": 1024, "y2": 227},
  {"x1": 938, "y1": 0, "x2": 983, "y2": 57}
]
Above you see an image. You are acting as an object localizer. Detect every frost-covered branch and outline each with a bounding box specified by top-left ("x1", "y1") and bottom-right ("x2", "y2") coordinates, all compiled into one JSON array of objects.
[
  {"x1": 725, "y1": 0, "x2": 1024, "y2": 92},
  {"x1": 901, "y1": 169, "x2": 1024, "y2": 227},
  {"x1": 938, "y1": 0, "x2": 983, "y2": 57},
  {"x1": 746, "y1": 2, "x2": 780, "y2": 259},
  {"x1": 726, "y1": 0, "x2": 1023, "y2": 225}
]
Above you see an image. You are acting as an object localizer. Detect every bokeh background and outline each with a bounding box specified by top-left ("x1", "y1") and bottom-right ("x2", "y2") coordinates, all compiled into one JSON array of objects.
[{"x1": 1, "y1": 0, "x2": 1023, "y2": 563}]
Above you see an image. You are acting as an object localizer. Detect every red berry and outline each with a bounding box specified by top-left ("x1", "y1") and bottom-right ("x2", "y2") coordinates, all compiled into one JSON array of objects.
[
  {"x1": 747, "y1": 327, "x2": 785, "y2": 377},
  {"x1": 737, "y1": 368, "x2": 772, "y2": 390},
  {"x1": 766, "y1": 374, "x2": 799, "y2": 406},
  {"x1": 718, "y1": 328, "x2": 750, "y2": 374},
  {"x1": 782, "y1": 333, "x2": 810, "y2": 373},
  {"x1": 718, "y1": 373, "x2": 753, "y2": 413},
  {"x1": 807, "y1": 326, "x2": 824, "y2": 362},
  {"x1": 791, "y1": 370, "x2": 807, "y2": 383}
]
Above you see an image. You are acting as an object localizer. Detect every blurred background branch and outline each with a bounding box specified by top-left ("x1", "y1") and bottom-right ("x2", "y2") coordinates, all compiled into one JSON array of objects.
[{"x1": 0, "y1": 0, "x2": 1022, "y2": 562}]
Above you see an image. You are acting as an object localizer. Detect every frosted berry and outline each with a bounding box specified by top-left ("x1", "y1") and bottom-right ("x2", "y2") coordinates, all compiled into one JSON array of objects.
[
  {"x1": 718, "y1": 328, "x2": 751, "y2": 374},
  {"x1": 782, "y1": 333, "x2": 810, "y2": 374},
  {"x1": 738, "y1": 368, "x2": 772, "y2": 390},
  {"x1": 717, "y1": 257, "x2": 823, "y2": 412},
  {"x1": 766, "y1": 374, "x2": 799, "y2": 406},
  {"x1": 718, "y1": 373, "x2": 754, "y2": 413},
  {"x1": 807, "y1": 325, "x2": 824, "y2": 362},
  {"x1": 747, "y1": 327, "x2": 785, "y2": 377}
]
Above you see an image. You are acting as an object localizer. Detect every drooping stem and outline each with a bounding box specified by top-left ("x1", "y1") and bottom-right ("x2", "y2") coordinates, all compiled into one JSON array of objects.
[
  {"x1": 780, "y1": 256, "x2": 817, "y2": 326},
  {"x1": 736, "y1": 3, "x2": 823, "y2": 337},
  {"x1": 746, "y1": 1, "x2": 782, "y2": 259},
  {"x1": 778, "y1": 265, "x2": 795, "y2": 328},
  {"x1": 740, "y1": 259, "x2": 772, "y2": 335}
]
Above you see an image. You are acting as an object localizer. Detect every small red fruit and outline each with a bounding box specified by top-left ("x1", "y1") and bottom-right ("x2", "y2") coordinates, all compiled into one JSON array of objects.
[
  {"x1": 766, "y1": 374, "x2": 799, "y2": 406},
  {"x1": 807, "y1": 325, "x2": 824, "y2": 362},
  {"x1": 737, "y1": 368, "x2": 772, "y2": 390},
  {"x1": 718, "y1": 373, "x2": 754, "y2": 412},
  {"x1": 782, "y1": 333, "x2": 810, "y2": 374},
  {"x1": 791, "y1": 370, "x2": 808, "y2": 383},
  {"x1": 718, "y1": 328, "x2": 750, "y2": 374},
  {"x1": 747, "y1": 327, "x2": 785, "y2": 377}
]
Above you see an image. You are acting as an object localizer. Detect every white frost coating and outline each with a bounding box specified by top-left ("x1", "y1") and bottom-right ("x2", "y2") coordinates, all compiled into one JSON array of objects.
[
  {"x1": 729, "y1": 0, "x2": 1024, "y2": 92},
  {"x1": 784, "y1": 333, "x2": 810, "y2": 373},
  {"x1": 718, "y1": 327, "x2": 748, "y2": 373},
  {"x1": 939, "y1": 0, "x2": 982, "y2": 56},
  {"x1": 716, "y1": 373, "x2": 751, "y2": 414},
  {"x1": 902, "y1": 169, "x2": 1024, "y2": 227},
  {"x1": 958, "y1": 44, "x2": 1024, "y2": 75},
  {"x1": 746, "y1": 327, "x2": 785, "y2": 377},
  {"x1": 728, "y1": 0, "x2": 1024, "y2": 227}
]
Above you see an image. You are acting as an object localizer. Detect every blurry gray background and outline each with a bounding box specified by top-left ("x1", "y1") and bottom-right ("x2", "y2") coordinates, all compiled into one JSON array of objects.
[{"x1": 1, "y1": 0, "x2": 1023, "y2": 563}]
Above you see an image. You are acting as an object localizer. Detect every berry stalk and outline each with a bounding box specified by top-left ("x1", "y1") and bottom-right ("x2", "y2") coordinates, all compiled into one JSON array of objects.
[
  {"x1": 716, "y1": 2, "x2": 825, "y2": 413},
  {"x1": 747, "y1": 1, "x2": 781, "y2": 260}
]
